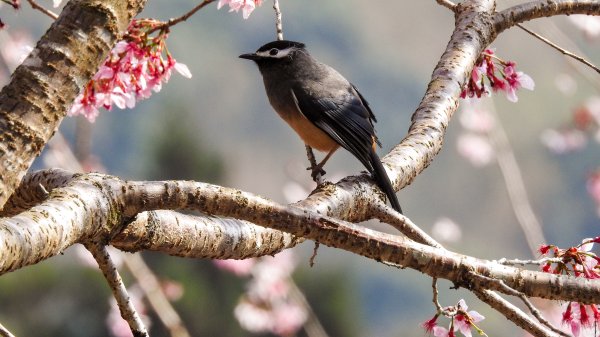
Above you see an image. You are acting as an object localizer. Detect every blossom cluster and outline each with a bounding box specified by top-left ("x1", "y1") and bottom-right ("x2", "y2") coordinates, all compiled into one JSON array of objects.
[
  {"x1": 422, "y1": 299, "x2": 486, "y2": 337},
  {"x1": 214, "y1": 251, "x2": 308, "y2": 336},
  {"x1": 68, "y1": 19, "x2": 192, "y2": 122},
  {"x1": 461, "y1": 49, "x2": 534, "y2": 103},
  {"x1": 539, "y1": 238, "x2": 600, "y2": 336},
  {"x1": 217, "y1": 0, "x2": 263, "y2": 19}
]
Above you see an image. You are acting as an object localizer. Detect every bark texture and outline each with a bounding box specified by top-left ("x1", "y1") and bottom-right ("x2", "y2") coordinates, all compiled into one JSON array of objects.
[{"x1": 0, "y1": 0, "x2": 147, "y2": 208}]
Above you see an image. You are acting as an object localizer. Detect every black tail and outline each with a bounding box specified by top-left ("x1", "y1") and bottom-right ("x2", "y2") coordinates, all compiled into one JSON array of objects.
[{"x1": 369, "y1": 150, "x2": 403, "y2": 214}]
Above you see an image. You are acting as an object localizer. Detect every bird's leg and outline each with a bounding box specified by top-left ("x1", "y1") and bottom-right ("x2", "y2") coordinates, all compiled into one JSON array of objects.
[
  {"x1": 304, "y1": 145, "x2": 325, "y2": 184},
  {"x1": 306, "y1": 146, "x2": 336, "y2": 184}
]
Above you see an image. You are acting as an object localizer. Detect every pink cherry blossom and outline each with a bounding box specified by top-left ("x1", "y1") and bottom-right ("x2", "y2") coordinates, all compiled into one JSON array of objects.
[
  {"x1": 68, "y1": 19, "x2": 192, "y2": 122},
  {"x1": 217, "y1": 0, "x2": 263, "y2": 19},
  {"x1": 454, "y1": 299, "x2": 485, "y2": 337},
  {"x1": 421, "y1": 315, "x2": 439, "y2": 333},
  {"x1": 461, "y1": 49, "x2": 534, "y2": 102},
  {"x1": 433, "y1": 326, "x2": 455, "y2": 337},
  {"x1": 422, "y1": 299, "x2": 486, "y2": 337},
  {"x1": 503, "y1": 62, "x2": 535, "y2": 102}
]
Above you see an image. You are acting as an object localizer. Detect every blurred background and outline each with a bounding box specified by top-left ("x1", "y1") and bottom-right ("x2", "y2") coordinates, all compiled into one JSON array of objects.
[{"x1": 0, "y1": 0, "x2": 599, "y2": 336}]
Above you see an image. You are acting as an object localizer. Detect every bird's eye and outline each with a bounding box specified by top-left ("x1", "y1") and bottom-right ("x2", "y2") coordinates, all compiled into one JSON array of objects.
[{"x1": 269, "y1": 48, "x2": 279, "y2": 56}]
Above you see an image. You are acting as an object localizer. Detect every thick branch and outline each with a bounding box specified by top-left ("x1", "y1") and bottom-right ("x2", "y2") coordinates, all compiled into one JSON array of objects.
[
  {"x1": 495, "y1": 0, "x2": 600, "y2": 34},
  {"x1": 3, "y1": 170, "x2": 600, "y2": 305},
  {"x1": 113, "y1": 210, "x2": 301, "y2": 259},
  {"x1": 0, "y1": 0, "x2": 147, "y2": 208}
]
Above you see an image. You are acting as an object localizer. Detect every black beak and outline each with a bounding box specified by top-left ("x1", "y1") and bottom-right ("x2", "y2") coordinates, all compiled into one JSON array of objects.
[{"x1": 239, "y1": 53, "x2": 261, "y2": 60}]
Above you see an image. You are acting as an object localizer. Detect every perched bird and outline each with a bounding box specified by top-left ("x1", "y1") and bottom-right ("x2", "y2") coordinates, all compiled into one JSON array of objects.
[{"x1": 240, "y1": 40, "x2": 402, "y2": 213}]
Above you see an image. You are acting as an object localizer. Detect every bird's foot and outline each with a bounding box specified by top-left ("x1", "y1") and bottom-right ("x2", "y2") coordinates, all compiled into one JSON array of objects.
[{"x1": 307, "y1": 165, "x2": 326, "y2": 185}]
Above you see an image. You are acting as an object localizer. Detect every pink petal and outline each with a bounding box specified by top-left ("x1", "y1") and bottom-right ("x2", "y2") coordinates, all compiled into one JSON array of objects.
[
  {"x1": 518, "y1": 72, "x2": 535, "y2": 91},
  {"x1": 433, "y1": 326, "x2": 450, "y2": 337},
  {"x1": 505, "y1": 87, "x2": 518, "y2": 103},
  {"x1": 174, "y1": 62, "x2": 192, "y2": 78},
  {"x1": 242, "y1": 1, "x2": 256, "y2": 19},
  {"x1": 468, "y1": 310, "x2": 485, "y2": 323}
]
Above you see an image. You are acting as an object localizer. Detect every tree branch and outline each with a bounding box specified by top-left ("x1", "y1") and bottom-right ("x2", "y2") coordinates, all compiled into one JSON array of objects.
[
  {"x1": 3, "y1": 170, "x2": 600, "y2": 305},
  {"x1": 518, "y1": 23, "x2": 600, "y2": 74},
  {"x1": 86, "y1": 243, "x2": 149, "y2": 337},
  {"x1": 147, "y1": 0, "x2": 215, "y2": 34},
  {"x1": 26, "y1": 0, "x2": 58, "y2": 20},
  {"x1": 494, "y1": 0, "x2": 600, "y2": 34},
  {"x1": 113, "y1": 210, "x2": 302, "y2": 259},
  {"x1": 474, "y1": 289, "x2": 559, "y2": 337},
  {"x1": 0, "y1": 0, "x2": 148, "y2": 208}
]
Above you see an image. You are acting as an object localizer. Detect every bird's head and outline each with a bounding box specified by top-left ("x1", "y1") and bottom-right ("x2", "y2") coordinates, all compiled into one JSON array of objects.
[{"x1": 239, "y1": 40, "x2": 306, "y2": 66}]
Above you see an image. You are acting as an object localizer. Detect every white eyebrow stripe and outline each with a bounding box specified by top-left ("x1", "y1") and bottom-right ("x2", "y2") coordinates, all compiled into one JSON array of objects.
[{"x1": 255, "y1": 47, "x2": 295, "y2": 58}]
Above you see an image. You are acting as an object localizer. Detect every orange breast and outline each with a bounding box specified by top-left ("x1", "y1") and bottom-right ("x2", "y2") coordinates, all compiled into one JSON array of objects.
[{"x1": 284, "y1": 113, "x2": 339, "y2": 153}]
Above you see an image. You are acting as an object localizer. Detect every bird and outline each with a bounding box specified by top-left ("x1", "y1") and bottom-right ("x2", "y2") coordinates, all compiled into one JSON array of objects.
[{"x1": 240, "y1": 40, "x2": 402, "y2": 213}]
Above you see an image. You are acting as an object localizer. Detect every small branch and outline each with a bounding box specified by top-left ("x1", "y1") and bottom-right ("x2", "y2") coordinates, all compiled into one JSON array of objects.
[
  {"x1": 26, "y1": 0, "x2": 58, "y2": 20},
  {"x1": 518, "y1": 23, "x2": 600, "y2": 74},
  {"x1": 472, "y1": 273, "x2": 569, "y2": 337},
  {"x1": 371, "y1": 201, "x2": 442, "y2": 248},
  {"x1": 432, "y1": 278, "x2": 443, "y2": 313},
  {"x1": 273, "y1": 0, "x2": 283, "y2": 40},
  {"x1": 124, "y1": 254, "x2": 191, "y2": 337},
  {"x1": 86, "y1": 243, "x2": 149, "y2": 337},
  {"x1": 148, "y1": 0, "x2": 215, "y2": 34},
  {"x1": 436, "y1": 0, "x2": 457, "y2": 10},
  {"x1": 474, "y1": 289, "x2": 559, "y2": 337},
  {"x1": 0, "y1": 323, "x2": 15, "y2": 337}
]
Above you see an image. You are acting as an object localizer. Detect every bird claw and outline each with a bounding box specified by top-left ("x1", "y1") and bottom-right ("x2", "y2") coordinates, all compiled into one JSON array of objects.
[{"x1": 307, "y1": 165, "x2": 326, "y2": 184}]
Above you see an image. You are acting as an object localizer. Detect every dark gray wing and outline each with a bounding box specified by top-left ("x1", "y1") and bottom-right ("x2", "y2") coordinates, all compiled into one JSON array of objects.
[{"x1": 290, "y1": 85, "x2": 377, "y2": 172}]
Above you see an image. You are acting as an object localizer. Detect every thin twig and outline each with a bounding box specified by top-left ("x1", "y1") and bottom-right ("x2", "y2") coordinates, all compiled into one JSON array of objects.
[
  {"x1": 148, "y1": 0, "x2": 215, "y2": 34},
  {"x1": 436, "y1": 0, "x2": 457, "y2": 10},
  {"x1": 471, "y1": 272, "x2": 569, "y2": 337},
  {"x1": 273, "y1": 0, "x2": 283, "y2": 40},
  {"x1": 542, "y1": 21, "x2": 600, "y2": 90},
  {"x1": 123, "y1": 254, "x2": 191, "y2": 337},
  {"x1": 0, "y1": 322, "x2": 15, "y2": 337},
  {"x1": 26, "y1": 0, "x2": 58, "y2": 20},
  {"x1": 309, "y1": 242, "x2": 319, "y2": 267},
  {"x1": 518, "y1": 23, "x2": 600, "y2": 74},
  {"x1": 432, "y1": 278, "x2": 443, "y2": 313},
  {"x1": 86, "y1": 243, "x2": 149, "y2": 337},
  {"x1": 474, "y1": 289, "x2": 559, "y2": 337}
]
